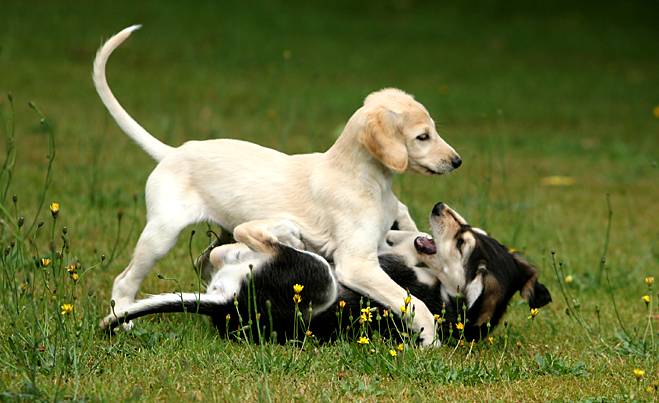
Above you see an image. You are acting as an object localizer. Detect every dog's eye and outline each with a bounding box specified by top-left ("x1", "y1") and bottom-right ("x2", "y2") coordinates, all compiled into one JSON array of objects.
[
  {"x1": 456, "y1": 238, "x2": 464, "y2": 253},
  {"x1": 416, "y1": 132, "x2": 430, "y2": 141}
]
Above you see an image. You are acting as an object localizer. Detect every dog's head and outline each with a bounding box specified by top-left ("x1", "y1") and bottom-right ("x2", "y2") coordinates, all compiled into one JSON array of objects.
[
  {"x1": 414, "y1": 202, "x2": 552, "y2": 339},
  {"x1": 358, "y1": 88, "x2": 461, "y2": 175}
]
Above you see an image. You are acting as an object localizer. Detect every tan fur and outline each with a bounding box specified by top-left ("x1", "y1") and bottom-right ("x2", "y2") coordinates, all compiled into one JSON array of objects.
[{"x1": 474, "y1": 273, "x2": 503, "y2": 326}]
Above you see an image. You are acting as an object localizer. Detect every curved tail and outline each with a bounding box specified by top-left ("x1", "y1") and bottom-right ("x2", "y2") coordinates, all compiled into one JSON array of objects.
[
  {"x1": 105, "y1": 293, "x2": 227, "y2": 330},
  {"x1": 93, "y1": 25, "x2": 173, "y2": 162}
]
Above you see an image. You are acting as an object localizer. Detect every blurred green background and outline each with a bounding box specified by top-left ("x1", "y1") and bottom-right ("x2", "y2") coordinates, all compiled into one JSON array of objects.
[
  {"x1": 1, "y1": 1, "x2": 659, "y2": 400},
  {"x1": 1, "y1": 0, "x2": 658, "y2": 305}
]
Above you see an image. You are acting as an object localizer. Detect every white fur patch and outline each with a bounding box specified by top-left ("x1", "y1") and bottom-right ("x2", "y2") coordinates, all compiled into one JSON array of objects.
[{"x1": 465, "y1": 272, "x2": 485, "y2": 309}]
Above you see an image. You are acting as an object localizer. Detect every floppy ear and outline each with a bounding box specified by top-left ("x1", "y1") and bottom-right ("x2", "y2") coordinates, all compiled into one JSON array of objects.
[
  {"x1": 512, "y1": 252, "x2": 552, "y2": 309},
  {"x1": 468, "y1": 263, "x2": 504, "y2": 326},
  {"x1": 359, "y1": 106, "x2": 408, "y2": 173}
]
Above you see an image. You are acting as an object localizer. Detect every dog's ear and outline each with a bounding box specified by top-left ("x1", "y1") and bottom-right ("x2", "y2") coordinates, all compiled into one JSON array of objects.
[
  {"x1": 360, "y1": 106, "x2": 408, "y2": 173},
  {"x1": 512, "y1": 252, "x2": 552, "y2": 309},
  {"x1": 468, "y1": 263, "x2": 503, "y2": 326}
]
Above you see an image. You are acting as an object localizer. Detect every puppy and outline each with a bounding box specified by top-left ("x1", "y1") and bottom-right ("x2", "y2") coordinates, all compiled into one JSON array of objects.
[
  {"x1": 94, "y1": 26, "x2": 461, "y2": 344},
  {"x1": 106, "y1": 203, "x2": 551, "y2": 343}
]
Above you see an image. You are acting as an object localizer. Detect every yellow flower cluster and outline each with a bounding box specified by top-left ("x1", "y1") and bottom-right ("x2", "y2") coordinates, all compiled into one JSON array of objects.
[
  {"x1": 400, "y1": 293, "x2": 412, "y2": 314},
  {"x1": 293, "y1": 284, "x2": 303, "y2": 303},
  {"x1": 357, "y1": 336, "x2": 369, "y2": 345},
  {"x1": 360, "y1": 308, "x2": 372, "y2": 323}
]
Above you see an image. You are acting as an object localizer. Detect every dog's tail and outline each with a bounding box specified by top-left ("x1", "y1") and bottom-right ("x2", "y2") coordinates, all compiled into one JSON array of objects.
[
  {"x1": 103, "y1": 293, "x2": 226, "y2": 330},
  {"x1": 93, "y1": 25, "x2": 173, "y2": 162}
]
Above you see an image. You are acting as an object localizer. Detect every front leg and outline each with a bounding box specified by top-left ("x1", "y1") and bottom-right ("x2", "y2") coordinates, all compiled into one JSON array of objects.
[
  {"x1": 394, "y1": 200, "x2": 419, "y2": 232},
  {"x1": 334, "y1": 252, "x2": 439, "y2": 347},
  {"x1": 233, "y1": 218, "x2": 305, "y2": 254}
]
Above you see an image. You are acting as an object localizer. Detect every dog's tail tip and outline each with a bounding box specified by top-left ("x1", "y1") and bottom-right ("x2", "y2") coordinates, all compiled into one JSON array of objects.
[{"x1": 126, "y1": 24, "x2": 142, "y2": 33}]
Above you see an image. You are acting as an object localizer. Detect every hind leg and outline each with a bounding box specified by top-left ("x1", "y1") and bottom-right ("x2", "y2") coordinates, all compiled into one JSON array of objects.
[{"x1": 102, "y1": 216, "x2": 190, "y2": 329}]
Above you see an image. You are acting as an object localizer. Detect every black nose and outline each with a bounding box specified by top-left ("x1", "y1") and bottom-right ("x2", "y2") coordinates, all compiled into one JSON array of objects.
[
  {"x1": 432, "y1": 202, "x2": 446, "y2": 217},
  {"x1": 452, "y1": 156, "x2": 462, "y2": 169}
]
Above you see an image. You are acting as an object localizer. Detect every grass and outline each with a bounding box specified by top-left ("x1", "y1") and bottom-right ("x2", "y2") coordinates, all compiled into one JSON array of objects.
[{"x1": 1, "y1": 0, "x2": 658, "y2": 401}]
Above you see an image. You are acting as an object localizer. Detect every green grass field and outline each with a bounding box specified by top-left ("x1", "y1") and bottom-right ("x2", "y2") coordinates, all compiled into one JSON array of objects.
[{"x1": 1, "y1": 0, "x2": 658, "y2": 401}]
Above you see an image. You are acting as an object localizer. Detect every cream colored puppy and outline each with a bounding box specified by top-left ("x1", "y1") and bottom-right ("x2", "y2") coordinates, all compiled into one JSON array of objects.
[{"x1": 94, "y1": 26, "x2": 461, "y2": 345}]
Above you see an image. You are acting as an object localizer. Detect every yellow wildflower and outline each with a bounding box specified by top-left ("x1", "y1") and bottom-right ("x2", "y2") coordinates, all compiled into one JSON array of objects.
[
  {"x1": 400, "y1": 305, "x2": 409, "y2": 314},
  {"x1": 61, "y1": 303, "x2": 73, "y2": 315},
  {"x1": 460, "y1": 339, "x2": 465, "y2": 346},
  {"x1": 646, "y1": 277, "x2": 654, "y2": 286},
  {"x1": 293, "y1": 284, "x2": 304, "y2": 294},
  {"x1": 382, "y1": 309, "x2": 389, "y2": 317},
  {"x1": 389, "y1": 350, "x2": 397, "y2": 357},
  {"x1": 66, "y1": 263, "x2": 76, "y2": 273},
  {"x1": 488, "y1": 336, "x2": 494, "y2": 345},
  {"x1": 293, "y1": 294, "x2": 302, "y2": 303},
  {"x1": 357, "y1": 336, "x2": 369, "y2": 345},
  {"x1": 456, "y1": 322, "x2": 464, "y2": 330},
  {"x1": 565, "y1": 275, "x2": 573, "y2": 283},
  {"x1": 397, "y1": 343, "x2": 404, "y2": 351},
  {"x1": 516, "y1": 340, "x2": 522, "y2": 347},
  {"x1": 306, "y1": 330, "x2": 312, "y2": 336},
  {"x1": 647, "y1": 386, "x2": 654, "y2": 394},
  {"x1": 50, "y1": 203, "x2": 60, "y2": 218},
  {"x1": 643, "y1": 295, "x2": 651, "y2": 304},
  {"x1": 360, "y1": 308, "x2": 372, "y2": 322},
  {"x1": 654, "y1": 106, "x2": 659, "y2": 119},
  {"x1": 529, "y1": 308, "x2": 539, "y2": 318},
  {"x1": 72, "y1": 273, "x2": 79, "y2": 282},
  {"x1": 41, "y1": 258, "x2": 51, "y2": 267},
  {"x1": 21, "y1": 283, "x2": 28, "y2": 291},
  {"x1": 634, "y1": 369, "x2": 645, "y2": 379},
  {"x1": 404, "y1": 295, "x2": 412, "y2": 305},
  {"x1": 339, "y1": 300, "x2": 346, "y2": 309}
]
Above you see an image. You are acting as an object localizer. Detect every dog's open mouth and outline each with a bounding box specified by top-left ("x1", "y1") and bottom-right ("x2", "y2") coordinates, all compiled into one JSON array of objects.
[{"x1": 414, "y1": 236, "x2": 437, "y2": 255}]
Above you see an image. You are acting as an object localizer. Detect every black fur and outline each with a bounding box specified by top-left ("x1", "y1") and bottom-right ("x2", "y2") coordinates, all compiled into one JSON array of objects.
[{"x1": 109, "y1": 233, "x2": 551, "y2": 343}]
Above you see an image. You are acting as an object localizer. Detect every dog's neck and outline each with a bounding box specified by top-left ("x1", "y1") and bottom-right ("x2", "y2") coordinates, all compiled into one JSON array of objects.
[{"x1": 324, "y1": 112, "x2": 394, "y2": 187}]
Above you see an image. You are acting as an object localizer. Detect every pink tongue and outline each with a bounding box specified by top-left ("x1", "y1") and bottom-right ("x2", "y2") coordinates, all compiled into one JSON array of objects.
[{"x1": 414, "y1": 237, "x2": 437, "y2": 255}]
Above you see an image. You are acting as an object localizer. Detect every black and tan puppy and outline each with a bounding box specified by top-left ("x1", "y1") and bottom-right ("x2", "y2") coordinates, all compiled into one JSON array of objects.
[{"x1": 105, "y1": 203, "x2": 551, "y2": 343}]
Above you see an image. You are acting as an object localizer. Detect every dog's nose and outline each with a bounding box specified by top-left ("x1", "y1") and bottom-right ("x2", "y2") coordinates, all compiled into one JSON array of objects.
[
  {"x1": 432, "y1": 202, "x2": 446, "y2": 217},
  {"x1": 451, "y1": 156, "x2": 462, "y2": 169}
]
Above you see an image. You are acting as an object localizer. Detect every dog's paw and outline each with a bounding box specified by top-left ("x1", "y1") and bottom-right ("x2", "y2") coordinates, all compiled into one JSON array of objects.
[
  {"x1": 268, "y1": 220, "x2": 304, "y2": 250},
  {"x1": 418, "y1": 333, "x2": 442, "y2": 348},
  {"x1": 99, "y1": 312, "x2": 135, "y2": 333}
]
